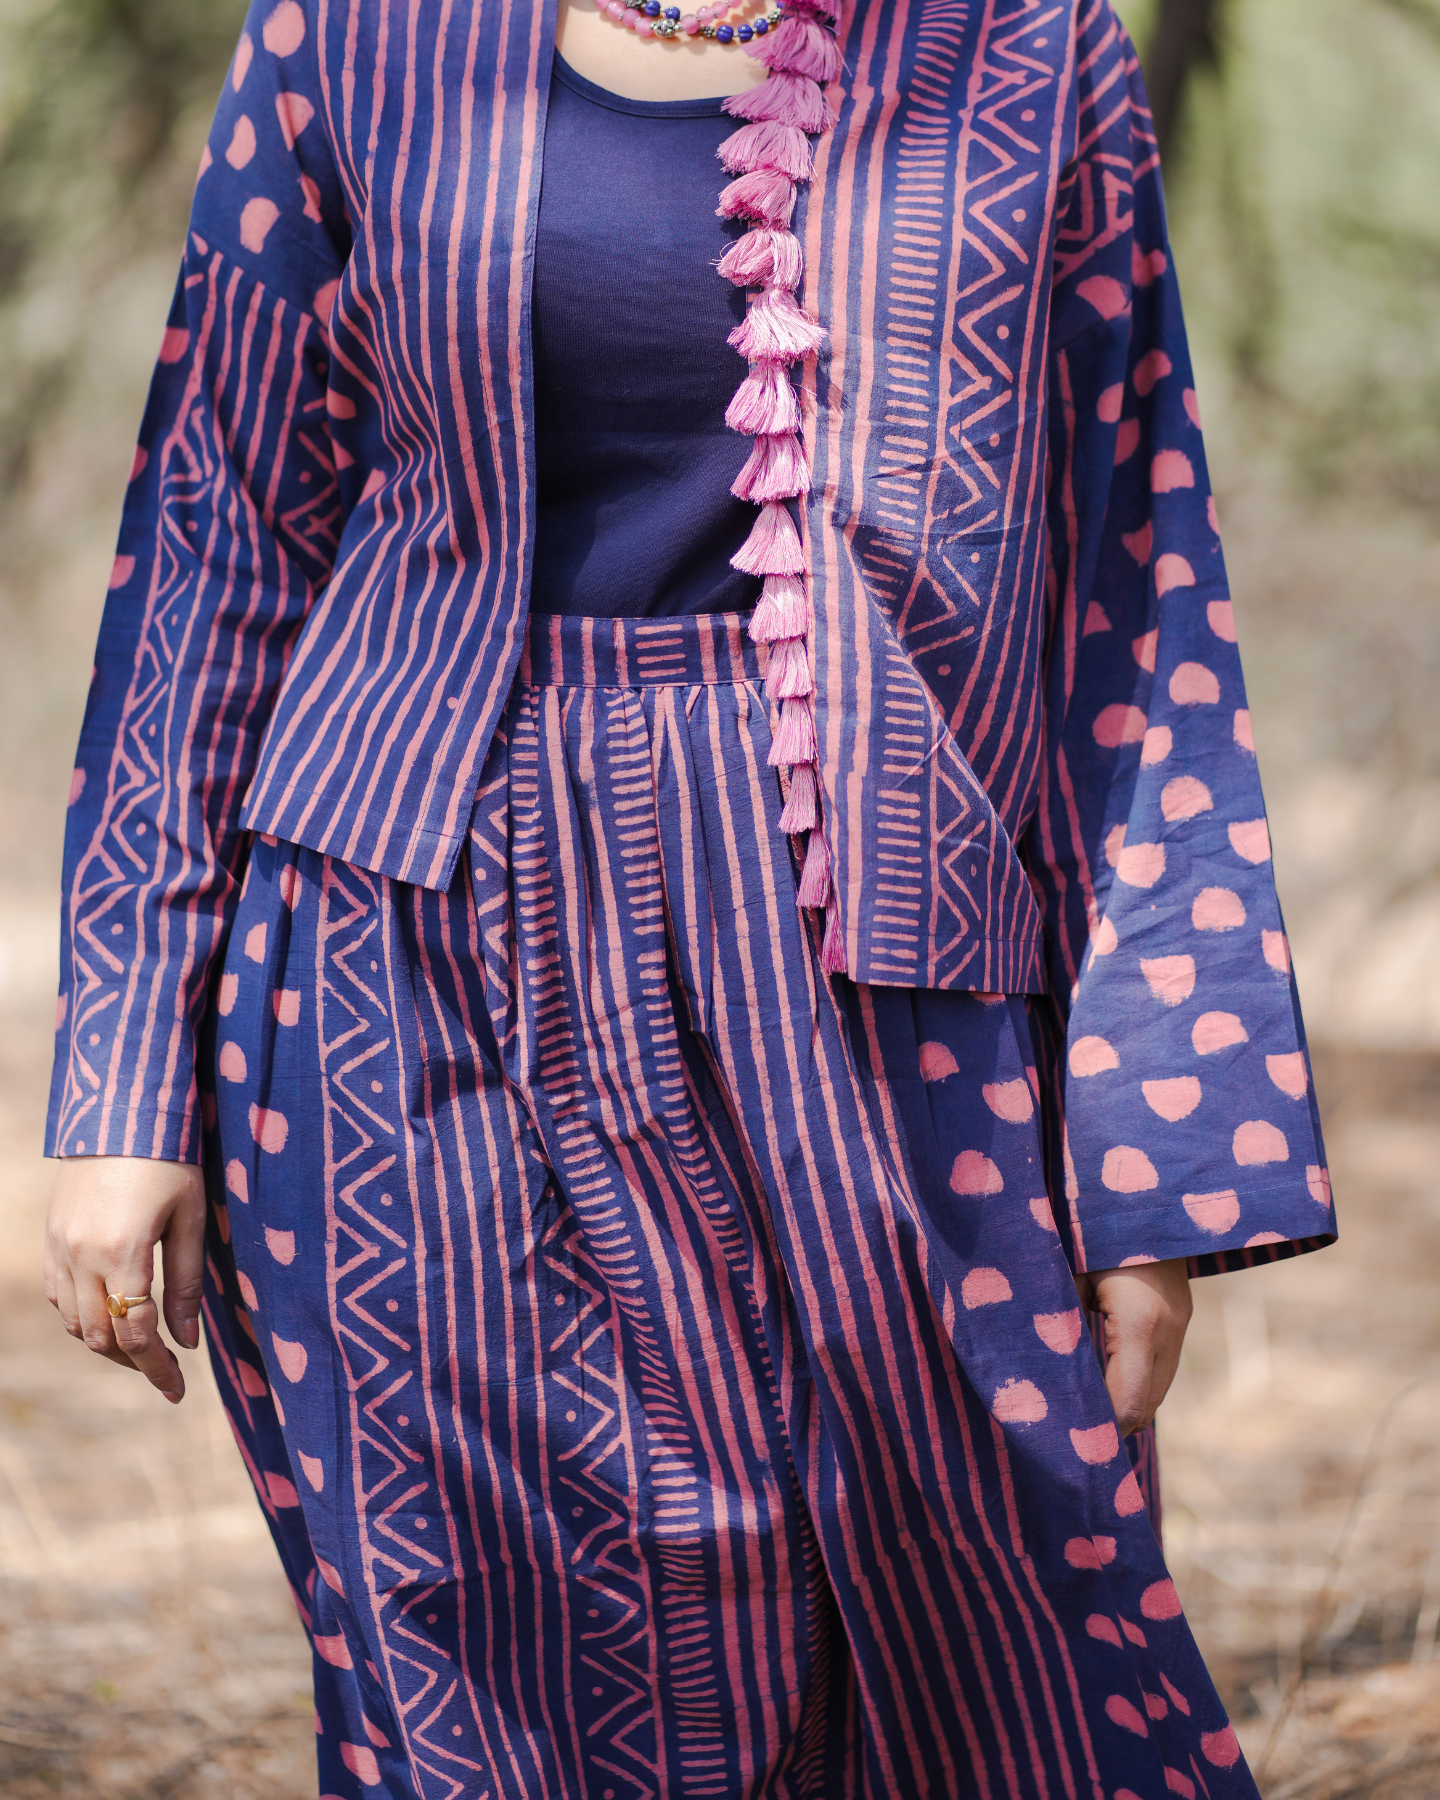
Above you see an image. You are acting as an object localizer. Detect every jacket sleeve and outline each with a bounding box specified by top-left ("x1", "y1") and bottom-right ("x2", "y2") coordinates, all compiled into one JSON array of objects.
[
  {"x1": 1022, "y1": 3, "x2": 1334, "y2": 1277},
  {"x1": 47, "y1": 0, "x2": 352, "y2": 1162}
]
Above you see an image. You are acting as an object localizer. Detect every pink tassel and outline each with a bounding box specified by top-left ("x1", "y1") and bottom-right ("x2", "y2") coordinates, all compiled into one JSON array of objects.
[
  {"x1": 732, "y1": 432, "x2": 811, "y2": 504},
  {"x1": 725, "y1": 361, "x2": 800, "y2": 436},
  {"x1": 767, "y1": 695, "x2": 818, "y2": 767},
  {"x1": 718, "y1": 120, "x2": 814, "y2": 182},
  {"x1": 766, "y1": 634, "x2": 814, "y2": 700},
  {"x1": 717, "y1": 168, "x2": 796, "y2": 229},
  {"x1": 778, "y1": 761, "x2": 819, "y2": 833},
  {"x1": 723, "y1": 72, "x2": 837, "y2": 135},
  {"x1": 820, "y1": 902, "x2": 847, "y2": 972},
  {"x1": 716, "y1": 228, "x2": 805, "y2": 292},
  {"x1": 728, "y1": 286, "x2": 826, "y2": 363},
  {"x1": 748, "y1": 572, "x2": 808, "y2": 642},
  {"x1": 747, "y1": 14, "x2": 844, "y2": 82},
  {"x1": 797, "y1": 829, "x2": 831, "y2": 908},
  {"x1": 733, "y1": 502, "x2": 805, "y2": 576},
  {"x1": 780, "y1": 0, "x2": 843, "y2": 21}
]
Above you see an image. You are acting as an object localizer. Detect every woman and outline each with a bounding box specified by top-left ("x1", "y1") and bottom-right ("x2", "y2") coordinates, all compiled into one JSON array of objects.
[{"x1": 44, "y1": 0, "x2": 1334, "y2": 1792}]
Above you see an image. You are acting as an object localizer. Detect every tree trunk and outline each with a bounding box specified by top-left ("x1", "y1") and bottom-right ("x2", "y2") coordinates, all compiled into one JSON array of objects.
[{"x1": 1145, "y1": 0, "x2": 1222, "y2": 162}]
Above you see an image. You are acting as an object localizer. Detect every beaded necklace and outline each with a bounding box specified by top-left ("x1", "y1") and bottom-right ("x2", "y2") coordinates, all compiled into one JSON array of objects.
[
  {"x1": 592, "y1": 0, "x2": 847, "y2": 973},
  {"x1": 599, "y1": 0, "x2": 783, "y2": 43}
]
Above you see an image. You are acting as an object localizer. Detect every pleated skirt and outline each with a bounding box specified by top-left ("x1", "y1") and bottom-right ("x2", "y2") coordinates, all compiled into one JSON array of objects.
[{"x1": 200, "y1": 610, "x2": 1254, "y2": 1799}]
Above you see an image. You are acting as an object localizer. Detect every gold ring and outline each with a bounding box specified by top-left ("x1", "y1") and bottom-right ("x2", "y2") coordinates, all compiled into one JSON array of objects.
[{"x1": 106, "y1": 1294, "x2": 153, "y2": 1319}]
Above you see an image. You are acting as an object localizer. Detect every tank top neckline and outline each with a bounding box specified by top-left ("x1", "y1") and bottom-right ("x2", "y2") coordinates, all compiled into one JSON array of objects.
[{"x1": 551, "y1": 50, "x2": 730, "y2": 119}]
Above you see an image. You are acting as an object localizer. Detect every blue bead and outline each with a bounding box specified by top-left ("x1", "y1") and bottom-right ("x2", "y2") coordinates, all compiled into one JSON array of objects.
[
  {"x1": 752, "y1": 14, "x2": 769, "y2": 30},
  {"x1": 716, "y1": 21, "x2": 733, "y2": 39},
  {"x1": 642, "y1": 1, "x2": 660, "y2": 15},
  {"x1": 737, "y1": 21, "x2": 752, "y2": 37},
  {"x1": 664, "y1": 5, "x2": 680, "y2": 14}
]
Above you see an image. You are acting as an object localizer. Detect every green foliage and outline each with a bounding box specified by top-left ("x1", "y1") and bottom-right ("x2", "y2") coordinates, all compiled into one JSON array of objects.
[
  {"x1": 0, "y1": 0, "x2": 242, "y2": 497},
  {"x1": 1121, "y1": 0, "x2": 1440, "y2": 507}
]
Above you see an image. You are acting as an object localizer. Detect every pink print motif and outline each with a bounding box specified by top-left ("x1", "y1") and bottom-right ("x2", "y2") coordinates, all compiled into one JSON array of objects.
[
  {"x1": 1229, "y1": 818, "x2": 1272, "y2": 863},
  {"x1": 981, "y1": 1079, "x2": 1033, "y2": 1122},
  {"x1": 1140, "y1": 955, "x2": 1195, "y2": 1006},
  {"x1": 1191, "y1": 886, "x2": 1244, "y2": 931},
  {"x1": 960, "y1": 1268, "x2": 1012, "y2": 1308},
  {"x1": 918, "y1": 1041, "x2": 959, "y2": 1081},
  {"x1": 239, "y1": 196, "x2": 280, "y2": 254},
  {"x1": 949, "y1": 1151, "x2": 1004, "y2": 1196},
  {"x1": 275, "y1": 91, "x2": 315, "y2": 149},
  {"x1": 262, "y1": 1, "x2": 307, "y2": 57},
  {"x1": 1070, "y1": 1422, "x2": 1120, "y2": 1465},
  {"x1": 1143, "y1": 1077, "x2": 1201, "y2": 1122},
  {"x1": 1132, "y1": 349, "x2": 1172, "y2": 396},
  {"x1": 1105, "y1": 1694, "x2": 1149, "y2": 1737},
  {"x1": 1069, "y1": 1035, "x2": 1119, "y2": 1077},
  {"x1": 1233, "y1": 1120, "x2": 1288, "y2": 1165},
  {"x1": 1183, "y1": 1189, "x2": 1240, "y2": 1232},
  {"x1": 1154, "y1": 552, "x2": 1194, "y2": 594},
  {"x1": 1101, "y1": 1146, "x2": 1159, "y2": 1193},
  {"x1": 249, "y1": 1103, "x2": 289, "y2": 1153},
  {"x1": 1168, "y1": 662, "x2": 1220, "y2": 705},
  {"x1": 225, "y1": 115, "x2": 257, "y2": 170},
  {"x1": 271, "y1": 1334, "x2": 308, "y2": 1382},
  {"x1": 1160, "y1": 776, "x2": 1212, "y2": 821},
  {"x1": 1077, "y1": 274, "x2": 1129, "y2": 320},
  {"x1": 1092, "y1": 703, "x2": 1147, "y2": 747},
  {"x1": 339, "y1": 1742, "x2": 382, "y2": 1787},
  {"x1": 991, "y1": 1379, "x2": 1048, "y2": 1423},
  {"x1": 265, "y1": 1226, "x2": 297, "y2": 1264},
  {"x1": 1266, "y1": 1051, "x2": 1308, "y2": 1098},
  {"x1": 1033, "y1": 1310, "x2": 1083, "y2": 1353},
  {"x1": 1151, "y1": 449, "x2": 1195, "y2": 492},
  {"x1": 1192, "y1": 1011, "x2": 1247, "y2": 1055},
  {"x1": 1140, "y1": 1578, "x2": 1183, "y2": 1619}
]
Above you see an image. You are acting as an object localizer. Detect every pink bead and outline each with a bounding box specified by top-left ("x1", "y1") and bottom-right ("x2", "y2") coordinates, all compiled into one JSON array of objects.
[
  {"x1": 635, "y1": 16, "x2": 654, "y2": 32},
  {"x1": 697, "y1": 5, "x2": 714, "y2": 19},
  {"x1": 606, "y1": 1, "x2": 624, "y2": 16},
  {"x1": 680, "y1": 12, "x2": 699, "y2": 30},
  {"x1": 624, "y1": 7, "x2": 639, "y2": 22}
]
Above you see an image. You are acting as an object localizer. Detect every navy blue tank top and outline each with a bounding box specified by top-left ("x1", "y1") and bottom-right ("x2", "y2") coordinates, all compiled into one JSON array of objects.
[{"x1": 528, "y1": 56, "x2": 762, "y2": 619}]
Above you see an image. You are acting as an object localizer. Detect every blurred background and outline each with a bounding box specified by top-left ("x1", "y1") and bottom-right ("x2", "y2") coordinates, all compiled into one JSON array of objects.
[{"x1": 0, "y1": 0, "x2": 1437, "y2": 1793}]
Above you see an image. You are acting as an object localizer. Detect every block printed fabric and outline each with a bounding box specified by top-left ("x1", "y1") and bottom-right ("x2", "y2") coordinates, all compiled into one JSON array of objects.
[
  {"x1": 44, "y1": 0, "x2": 1340, "y2": 1791},
  {"x1": 50, "y1": 0, "x2": 1333, "y2": 1285},
  {"x1": 208, "y1": 611, "x2": 1254, "y2": 1798}
]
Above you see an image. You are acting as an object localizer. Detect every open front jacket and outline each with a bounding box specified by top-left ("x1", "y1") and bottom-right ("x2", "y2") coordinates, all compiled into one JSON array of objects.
[{"x1": 47, "y1": 0, "x2": 1334, "y2": 1277}]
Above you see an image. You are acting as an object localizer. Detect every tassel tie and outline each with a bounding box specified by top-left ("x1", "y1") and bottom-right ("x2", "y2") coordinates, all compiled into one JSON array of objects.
[{"x1": 716, "y1": 0, "x2": 846, "y2": 974}]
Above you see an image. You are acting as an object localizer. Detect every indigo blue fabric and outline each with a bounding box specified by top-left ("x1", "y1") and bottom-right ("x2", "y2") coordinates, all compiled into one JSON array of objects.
[
  {"x1": 200, "y1": 608, "x2": 1256, "y2": 1800},
  {"x1": 530, "y1": 58, "x2": 763, "y2": 619}
]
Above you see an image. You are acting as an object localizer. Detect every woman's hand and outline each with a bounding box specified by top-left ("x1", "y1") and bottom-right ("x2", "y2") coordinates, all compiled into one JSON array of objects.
[
  {"x1": 1074, "y1": 1258, "x2": 1193, "y2": 1436},
  {"x1": 44, "y1": 1157, "x2": 208, "y2": 1404}
]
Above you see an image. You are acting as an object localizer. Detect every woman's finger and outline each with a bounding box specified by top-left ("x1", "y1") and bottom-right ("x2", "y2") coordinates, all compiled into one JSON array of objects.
[
  {"x1": 160, "y1": 1177, "x2": 208, "y2": 1352},
  {"x1": 110, "y1": 1288, "x2": 185, "y2": 1402},
  {"x1": 49, "y1": 1262, "x2": 84, "y2": 1341}
]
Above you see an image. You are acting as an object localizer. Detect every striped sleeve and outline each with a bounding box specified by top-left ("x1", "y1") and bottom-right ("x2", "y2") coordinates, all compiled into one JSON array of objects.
[
  {"x1": 47, "y1": 0, "x2": 350, "y2": 1162},
  {"x1": 1023, "y1": 2, "x2": 1334, "y2": 1276}
]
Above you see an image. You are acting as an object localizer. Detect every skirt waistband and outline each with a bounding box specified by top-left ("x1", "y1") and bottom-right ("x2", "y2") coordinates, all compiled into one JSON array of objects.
[{"x1": 520, "y1": 610, "x2": 763, "y2": 689}]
